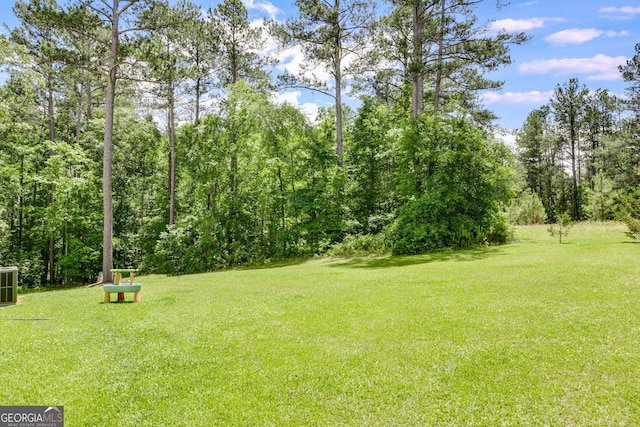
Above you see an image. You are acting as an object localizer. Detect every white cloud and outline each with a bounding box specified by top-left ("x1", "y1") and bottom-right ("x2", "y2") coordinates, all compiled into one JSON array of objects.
[
  {"x1": 250, "y1": 19, "x2": 279, "y2": 56},
  {"x1": 600, "y1": 6, "x2": 640, "y2": 14},
  {"x1": 274, "y1": 91, "x2": 320, "y2": 121},
  {"x1": 489, "y1": 17, "x2": 564, "y2": 32},
  {"x1": 277, "y1": 45, "x2": 305, "y2": 75},
  {"x1": 519, "y1": 1, "x2": 539, "y2": 6},
  {"x1": 519, "y1": 54, "x2": 627, "y2": 80},
  {"x1": 494, "y1": 128, "x2": 518, "y2": 148},
  {"x1": 545, "y1": 28, "x2": 630, "y2": 46},
  {"x1": 483, "y1": 91, "x2": 554, "y2": 105},
  {"x1": 277, "y1": 45, "x2": 333, "y2": 84},
  {"x1": 242, "y1": 0, "x2": 281, "y2": 20},
  {"x1": 599, "y1": 6, "x2": 640, "y2": 20}
]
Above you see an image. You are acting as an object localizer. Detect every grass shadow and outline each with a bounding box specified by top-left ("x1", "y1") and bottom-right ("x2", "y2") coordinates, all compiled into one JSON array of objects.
[
  {"x1": 101, "y1": 300, "x2": 138, "y2": 305},
  {"x1": 328, "y1": 245, "x2": 506, "y2": 269},
  {"x1": 231, "y1": 257, "x2": 311, "y2": 271}
]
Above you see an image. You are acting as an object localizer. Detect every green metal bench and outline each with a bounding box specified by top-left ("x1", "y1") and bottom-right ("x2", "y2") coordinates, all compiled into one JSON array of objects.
[{"x1": 103, "y1": 284, "x2": 141, "y2": 303}]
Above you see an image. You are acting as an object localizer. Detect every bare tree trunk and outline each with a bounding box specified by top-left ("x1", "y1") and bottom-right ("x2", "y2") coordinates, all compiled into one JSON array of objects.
[
  {"x1": 18, "y1": 157, "x2": 24, "y2": 249},
  {"x1": 168, "y1": 81, "x2": 176, "y2": 225},
  {"x1": 47, "y1": 74, "x2": 55, "y2": 285},
  {"x1": 411, "y1": 2, "x2": 424, "y2": 119},
  {"x1": 570, "y1": 117, "x2": 580, "y2": 220},
  {"x1": 335, "y1": 55, "x2": 344, "y2": 168},
  {"x1": 86, "y1": 76, "x2": 93, "y2": 120},
  {"x1": 333, "y1": 0, "x2": 344, "y2": 168},
  {"x1": 227, "y1": 127, "x2": 237, "y2": 247},
  {"x1": 194, "y1": 76, "x2": 201, "y2": 126},
  {"x1": 433, "y1": 0, "x2": 446, "y2": 112},
  {"x1": 102, "y1": 1, "x2": 119, "y2": 284},
  {"x1": 76, "y1": 81, "x2": 83, "y2": 145},
  {"x1": 411, "y1": 2, "x2": 424, "y2": 195}
]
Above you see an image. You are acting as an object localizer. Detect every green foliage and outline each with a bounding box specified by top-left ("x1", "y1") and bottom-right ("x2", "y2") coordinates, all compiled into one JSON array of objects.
[
  {"x1": 584, "y1": 172, "x2": 617, "y2": 221},
  {"x1": 623, "y1": 216, "x2": 640, "y2": 240},
  {"x1": 345, "y1": 98, "x2": 397, "y2": 234},
  {"x1": 507, "y1": 190, "x2": 547, "y2": 225},
  {"x1": 548, "y1": 212, "x2": 574, "y2": 243},
  {"x1": 327, "y1": 232, "x2": 391, "y2": 257},
  {"x1": 620, "y1": 42, "x2": 640, "y2": 115},
  {"x1": 617, "y1": 185, "x2": 640, "y2": 239},
  {"x1": 1, "y1": 249, "x2": 46, "y2": 289},
  {"x1": 152, "y1": 215, "x2": 207, "y2": 276},
  {"x1": 8, "y1": 0, "x2": 620, "y2": 286},
  {"x1": 390, "y1": 197, "x2": 454, "y2": 253},
  {"x1": 487, "y1": 212, "x2": 514, "y2": 244},
  {"x1": 617, "y1": 185, "x2": 640, "y2": 218},
  {"x1": 517, "y1": 76, "x2": 639, "y2": 226},
  {"x1": 391, "y1": 115, "x2": 513, "y2": 254}
]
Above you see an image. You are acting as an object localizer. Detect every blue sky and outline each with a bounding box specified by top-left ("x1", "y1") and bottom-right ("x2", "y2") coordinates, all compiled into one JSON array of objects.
[
  {"x1": 2, "y1": 0, "x2": 639, "y2": 130},
  {"x1": 477, "y1": 0, "x2": 639, "y2": 129}
]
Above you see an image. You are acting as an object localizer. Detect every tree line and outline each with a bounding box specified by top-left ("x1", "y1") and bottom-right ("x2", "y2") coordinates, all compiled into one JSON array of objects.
[
  {"x1": 513, "y1": 44, "x2": 640, "y2": 227},
  {"x1": 0, "y1": 0, "x2": 637, "y2": 287}
]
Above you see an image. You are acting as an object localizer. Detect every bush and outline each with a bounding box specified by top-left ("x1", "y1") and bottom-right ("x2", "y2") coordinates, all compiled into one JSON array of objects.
[
  {"x1": 487, "y1": 212, "x2": 514, "y2": 244},
  {"x1": 389, "y1": 196, "x2": 507, "y2": 255},
  {"x1": 623, "y1": 216, "x2": 640, "y2": 240},
  {"x1": 615, "y1": 185, "x2": 640, "y2": 240},
  {"x1": 3, "y1": 252, "x2": 46, "y2": 289},
  {"x1": 548, "y1": 212, "x2": 574, "y2": 243},
  {"x1": 327, "y1": 233, "x2": 391, "y2": 257},
  {"x1": 507, "y1": 190, "x2": 547, "y2": 225},
  {"x1": 390, "y1": 115, "x2": 513, "y2": 255},
  {"x1": 150, "y1": 215, "x2": 213, "y2": 275}
]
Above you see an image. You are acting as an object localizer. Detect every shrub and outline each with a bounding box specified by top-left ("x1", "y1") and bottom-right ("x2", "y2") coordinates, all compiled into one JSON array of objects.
[
  {"x1": 4, "y1": 252, "x2": 45, "y2": 289},
  {"x1": 507, "y1": 190, "x2": 547, "y2": 225},
  {"x1": 327, "y1": 233, "x2": 391, "y2": 257},
  {"x1": 548, "y1": 212, "x2": 573, "y2": 243},
  {"x1": 487, "y1": 212, "x2": 514, "y2": 244},
  {"x1": 150, "y1": 215, "x2": 214, "y2": 275},
  {"x1": 390, "y1": 115, "x2": 513, "y2": 255},
  {"x1": 623, "y1": 216, "x2": 640, "y2": 240},
  {"x1": 614, "y1": 185, "x2": 640, "y2": 240},
  {"x1": 390, "y1": 196, "x2": 506, "y2": 255}
]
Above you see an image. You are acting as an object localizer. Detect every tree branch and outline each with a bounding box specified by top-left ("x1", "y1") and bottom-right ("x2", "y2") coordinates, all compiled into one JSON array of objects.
[
  {"x1": 84, "y1": 2, "x2": 112, "y2": 22},
  {"x1": 117, "y1": 0, "x2": 140, "y2": 18}
]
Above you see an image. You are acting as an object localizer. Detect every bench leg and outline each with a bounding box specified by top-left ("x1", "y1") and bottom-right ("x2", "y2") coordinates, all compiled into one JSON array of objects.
[
  {"x1": 104, "y1": 292, "x2": 111, "y2": 304},
  {"x1": 134, "y1": 290, "x2": 141, "y2": 303}
]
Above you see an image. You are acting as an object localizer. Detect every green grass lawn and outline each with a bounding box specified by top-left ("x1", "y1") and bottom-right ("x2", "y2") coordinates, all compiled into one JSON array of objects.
[{"x1": 1, "y1": 222, "x2": 640, "y2": 426}]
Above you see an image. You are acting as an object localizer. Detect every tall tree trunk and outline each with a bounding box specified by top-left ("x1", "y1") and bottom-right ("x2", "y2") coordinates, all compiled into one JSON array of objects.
[
  {"x1": 227, "y1": 128, "x2": 237, "y2": 247},
  {"x1": 47, "y1": 75, "x2": 55, "y2": 285},
  {"x1": 195, "y1": 76, "x2": 201, "y2": 126},
  {"x1": 334, "y1": 0, "x2": 344, "y2": 168},
  {"x1": 168, "y1": 81, "x2": 176, "y2": 225},
  {"x1": 86, "y1": 76, "x2": 93, "y2": 120},
  {"x1": 570, "y1": 118, "x2": 580, "y2": 220},
  {"x1": 228, "y1": 45, "x2": 239, "y2": 247},
  {"x1": 411, "y1": 1, "x2": 424, "y2": 195},
  {"x1": 433, "y1": 0, "x2": 445, "y2": 112},
  {"x1": 102, "y1": 1, "x2": 119, "y2": 284},
  {"x1": 335, "y1": 53, "x2": 344, "y2": 168},
  {"x1": 75, "y1": 81, "x2": 83, "y2": 145},
  {"x1": 18, "y1": 157, "x2": 24, "y2": 250},
  {"x1": 411, "y1": 2, "x2": 424, "y2": 119}
]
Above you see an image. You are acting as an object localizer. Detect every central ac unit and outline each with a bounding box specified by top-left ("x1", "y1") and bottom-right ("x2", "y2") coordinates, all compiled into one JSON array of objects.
[{"x1": 0, "y1": 266, "x2": 18, "y2": 304}]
